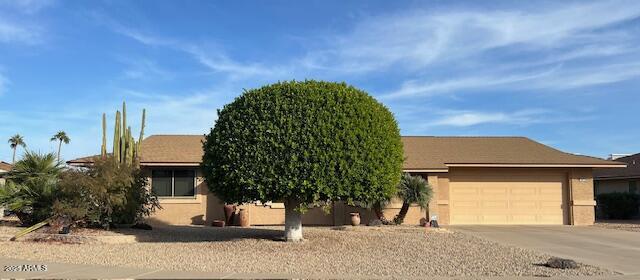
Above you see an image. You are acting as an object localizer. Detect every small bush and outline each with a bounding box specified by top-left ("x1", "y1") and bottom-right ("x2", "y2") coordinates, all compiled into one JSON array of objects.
[
  {"x1": 57, "y1": 158, "x2": 160, "y2": 228},
  {"x1": 596, "y1": 192, "x2": 640, "y2": 219}
]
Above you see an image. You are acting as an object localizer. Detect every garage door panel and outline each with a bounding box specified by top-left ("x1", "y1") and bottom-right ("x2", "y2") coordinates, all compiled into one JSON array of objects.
[
  {"x1": 454, "y1": 215, "x2": 482, "y2": 224},
  {"x1": 482, "y1": 215, "x2": 509, "y2": 224},
  {"x1": 511, "y1": 215, "x2": 538, "y2": 223},
  {"x1": 510, "y1": 187, "x2": 536, "y2": 195},
  {"x1": 452, "y1": 201, "x2": 481, "y2": 208},
  {"x1": 511, "y1": 201, "x2": 537, "y2": 209},
  {"x1": 481, "y1": 201, "x2": 508, "y2": 209},
  {"x1": 450, "y1": 172, "x2": 566, "y2": 225}
]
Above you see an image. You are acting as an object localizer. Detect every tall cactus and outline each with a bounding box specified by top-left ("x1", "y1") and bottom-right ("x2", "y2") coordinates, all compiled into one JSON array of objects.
[
  {"x1": 113, "y1": 111, "x2": 121, "y2": 163},
  {"x1": 137, "y1": 109, "x2": 146, "y2": 158},
  {"x1": 101, "y1": 113, "x2": 107, "y2": 159},
  {"x1": 103, "y1": 101, "x2": 146, "y2": 166}
]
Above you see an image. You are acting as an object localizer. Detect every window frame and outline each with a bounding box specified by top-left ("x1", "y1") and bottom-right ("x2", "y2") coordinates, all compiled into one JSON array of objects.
[
  {"x1": 151, "y1": 169, "x2": 197, "y2": 198},
  {"x1": 629, "y1": 180, "x2": 638, "y2": 194}
]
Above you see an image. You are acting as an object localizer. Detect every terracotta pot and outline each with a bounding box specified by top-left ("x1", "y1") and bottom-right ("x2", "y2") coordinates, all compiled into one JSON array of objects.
[
  {"x1": 238, "y1": 208, "x2": 250, "y2": 227},
  {"x1": 223, "y1": 205, "x2": 236, "y2": 225},
  {"x1": 349, "y1": 212, "x2": 360, "y2": 226}
]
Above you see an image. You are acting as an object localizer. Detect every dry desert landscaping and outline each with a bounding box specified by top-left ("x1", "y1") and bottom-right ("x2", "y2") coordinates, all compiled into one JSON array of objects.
[
  {"x1": 594, "y1": 220, "x2": 640, "y2": 233},
  {"x1": 0, "y1": 220, "x2": 616, "y2": 278}
]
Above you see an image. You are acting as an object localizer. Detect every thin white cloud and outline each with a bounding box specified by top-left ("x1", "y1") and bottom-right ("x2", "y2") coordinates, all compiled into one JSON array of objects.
[
  {"x1": 538, "y1": 63, "x2": 640, "y2": 89},
  {"x1": 383, "y1": 61, "x2": 640, "y2": 99},
  {"x1": 430, "y1": 110, "x2": 544, "y2": 127},
  {"x1": 307, "y1": 0, "x2": 640, "y2": 72},
  {"x1": 383, "y1": 66, "x2": 560, "y2": 98},
  {"x1": 424, "y1": 109, "x2": 592, "y2": 127},
  {"x1": 0, "y1": 19, "x2": 40, "y2": 44},
  {"x1": 0, "y1": 0, "x2": 53, "y2": 44},
  {"x1": 0, "y1": 0, "x2": 55, "y2": 14},
  {"x1": 109, "y1": 23, "x2": 288, "y2": 80}
]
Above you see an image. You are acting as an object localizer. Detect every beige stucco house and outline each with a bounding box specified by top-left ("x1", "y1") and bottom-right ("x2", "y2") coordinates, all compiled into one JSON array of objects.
[
  {"x1": 594, "y1": 153, "x2": 639, "y2": 195},
  {"x1": 69, "y1": 135, "x2": 624, "y2": 226},
  {"x1": 0, "y1": 161, "x2": 10, "y2": 184},
  {"x1": 0, "y1": 161, "x2": 11, "y2": 217}
]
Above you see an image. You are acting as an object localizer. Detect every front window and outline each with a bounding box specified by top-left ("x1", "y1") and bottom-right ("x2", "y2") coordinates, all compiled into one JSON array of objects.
[
  {"x1": 630, "y1": 181, "x2": 638, "y2": 194},
  {"x1": 152, "y1": 169, "x2": 196, "y2": 197}
]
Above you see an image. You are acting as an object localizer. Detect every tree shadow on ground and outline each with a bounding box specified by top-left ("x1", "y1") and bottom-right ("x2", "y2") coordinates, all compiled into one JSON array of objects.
[{"x1": 114, "y1": 223, "x2": 285, "y2": 243}]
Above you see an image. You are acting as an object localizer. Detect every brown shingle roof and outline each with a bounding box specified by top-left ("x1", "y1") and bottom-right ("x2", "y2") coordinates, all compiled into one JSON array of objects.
[
  {"x1": 401, "y1": 136, "x2": 623, "y2": 170},
  {"x1": 594, "y1": 153, "x2": 640, "y2": 180},
  {"x1": 0, "y1": 161, "x2": 11, "y2": 172},
  {"x1": 139, "y1": 135, "x2": 205, "y2": 164},
  {"x1": 78, "y1": 134, "x2": 620, "y2": 170}
]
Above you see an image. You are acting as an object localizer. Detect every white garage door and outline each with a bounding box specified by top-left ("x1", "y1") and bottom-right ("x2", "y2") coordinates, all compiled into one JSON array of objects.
[{"x1": 449, "y1": 172, "x2": 566, "y2": 225}]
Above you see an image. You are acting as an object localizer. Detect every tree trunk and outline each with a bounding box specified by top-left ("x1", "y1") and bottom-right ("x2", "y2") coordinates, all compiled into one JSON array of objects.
[
  {"x1": 394, "y1": 202, "x2": 410, "y2": 225},
  {"x1": 284, "y1": 199, "x2": 303, "y2": 242},
  {"x1": 373, "y1": 202, "x2": 391, "y2": 225},
  {"x1": 12, "y1": 147, "x2": 16, "y2": 164},
  {"x1": 57, "y1": 140, "x2": 62, "y2": 161}
]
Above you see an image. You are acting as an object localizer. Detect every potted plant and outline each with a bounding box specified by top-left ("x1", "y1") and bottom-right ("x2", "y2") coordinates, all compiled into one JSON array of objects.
[
  {"x1": 349, "y1": 212, "x2": 360, "y2": 226},
  {"x1": 238, "y1": 208, "x2": 250, "y2": 227},
  {"x1": 223, "y1": 204, "x2": 236, "y2": 225}
]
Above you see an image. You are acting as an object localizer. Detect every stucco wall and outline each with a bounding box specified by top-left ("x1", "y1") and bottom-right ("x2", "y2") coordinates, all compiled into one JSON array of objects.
[
  {"x1": 144, "y1": 168, "x2": 425, "y2": 226},
  {"x1": 143, "y1": 167, "x2": 596, "y2": 226},
  {"x1": 569, "y1": 168, "x2": 595, "y2": 225}
]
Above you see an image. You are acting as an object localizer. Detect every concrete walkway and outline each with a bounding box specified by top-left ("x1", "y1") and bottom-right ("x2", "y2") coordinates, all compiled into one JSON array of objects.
[
  {"x1": 1, "y1": 257, "x2": 639, "y2": 279},
  {"x1": 451, "y1": 225, "x2": 640, "y2": 275}
]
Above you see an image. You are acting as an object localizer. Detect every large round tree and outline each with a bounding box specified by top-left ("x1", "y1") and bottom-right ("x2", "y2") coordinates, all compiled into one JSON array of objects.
[{"x1": 202, "y1": 80, "x2": 403, "y2": 241}]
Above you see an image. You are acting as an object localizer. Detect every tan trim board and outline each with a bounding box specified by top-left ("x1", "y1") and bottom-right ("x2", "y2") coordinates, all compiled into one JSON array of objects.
[
  {"x1": 403, "y1": 169, "x2": 449, "y2": 173},
  {"x1": 436, "y1": 200, "x2": 449, "y2": 205},
  {"x1": 141, "y1": 162, "x2": 201, "y2": 167},
  {"x1": 572, "y1": 200, "x2": 597, "y2": 206},
  {"x1": 158, "y1": 197, "x2": 202, "y2": 204},
  {"x1": 445, "y1": 163, "x2": 626, "y2": 168}
]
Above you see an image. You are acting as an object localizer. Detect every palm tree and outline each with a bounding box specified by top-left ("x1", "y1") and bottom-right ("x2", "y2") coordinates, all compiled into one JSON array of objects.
[
  {"x1": 50, "y1": 131, "x2": 70, "y2": 161},
  {"x1": 393, "y1": 173, "x2": 433, "y2": 225},
  {"x1": 0, "y1": 151, "x2": 62, "y2": 225},
  {"x1": 8, "y1": 134, "x2": 26, "y2": 164}
]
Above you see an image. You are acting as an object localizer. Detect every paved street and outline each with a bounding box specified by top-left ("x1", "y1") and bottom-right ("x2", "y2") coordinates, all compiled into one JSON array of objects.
[
  {"x1": 1, "y1": 257, "x2": 639, "y2": 279},
  {"x1": 451, "y1": 225, "x2": 640, "y2": 275}
]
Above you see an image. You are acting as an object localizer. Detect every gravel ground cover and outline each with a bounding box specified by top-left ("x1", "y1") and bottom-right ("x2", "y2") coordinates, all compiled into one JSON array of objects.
[
  {"x1": 0, "y1": 224, "x2": 615, "y2": 278},
  {"x1": 594, "y1": 220, "x2": 640, "y2": 232}
]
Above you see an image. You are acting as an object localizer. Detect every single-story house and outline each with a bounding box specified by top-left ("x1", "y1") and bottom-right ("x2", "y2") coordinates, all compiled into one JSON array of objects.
[
  {"x1": 0, "y1": 161, "x2": 11, "y2": 186},
  {"x1": 593, "y1": 153, "x2": 639, "y2": 195},
  {"x1": 69, "y1": 135, "x2": 624, "y2": 226},
  {"x1": 0, "y1": 161, "x2": 11, "y2": 217}
]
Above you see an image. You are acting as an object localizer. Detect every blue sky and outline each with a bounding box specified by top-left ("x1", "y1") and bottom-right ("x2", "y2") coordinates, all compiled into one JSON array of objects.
[{"x1": 0, "y1": 0, "x2": 639, "y2": 162}]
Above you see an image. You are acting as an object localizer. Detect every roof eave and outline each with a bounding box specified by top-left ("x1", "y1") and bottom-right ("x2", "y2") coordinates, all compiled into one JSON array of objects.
[
  {"x1": 403, "y1": 168, "x2": 449, "y2": 173},
  {"x1": 445, "y1": 163, "x2": 627, "y2": 168},
  {"x1": 140, "y1": 162, "x2": 201, "y2": 167}
]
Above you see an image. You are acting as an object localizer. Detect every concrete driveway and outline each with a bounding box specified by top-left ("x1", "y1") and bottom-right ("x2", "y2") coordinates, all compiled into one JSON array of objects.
[{"x1": 451, "y1": 225, "x2": 640, "y2": 275}]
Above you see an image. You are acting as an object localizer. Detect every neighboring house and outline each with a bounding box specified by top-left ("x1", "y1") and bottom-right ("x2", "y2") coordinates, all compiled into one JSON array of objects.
[
  {"x1": 0, "y1": 161, "x2": 11, "y2": 186},
  {"x1": 69, "y1": 135, "x2": 624, "y2": 226},
  {"x1": 594, "y1": 153, "x2": 640, "y2": 195},
  {"x1": 0, "y1": 161, "x2": 11, "y2": 218}
]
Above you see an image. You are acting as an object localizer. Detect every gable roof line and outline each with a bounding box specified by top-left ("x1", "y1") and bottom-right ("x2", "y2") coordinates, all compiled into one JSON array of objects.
[{"x1": 68, "y1": 134, "x2": 625, "y2": 169}]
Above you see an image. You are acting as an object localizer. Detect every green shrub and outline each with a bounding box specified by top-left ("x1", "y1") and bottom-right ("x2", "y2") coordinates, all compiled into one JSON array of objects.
[
  {"x1": 0, "y1": 152, "x2": 160, "y2": 228},
  {"x1": 0, "y1": 152, "x2": 62, "y2": 225},
  {"x1": 393, "y1": 173, "x2": 433, "y2": 224},
  {"x1": 202, "y1": 80, "x2": 403, "y2": 240},
  {"x1": 57, "y1": 158, "x2": 160, "y2": 228},
  {"x1": 596, "y1": 192, "x2": 640, "y2": 219}
]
